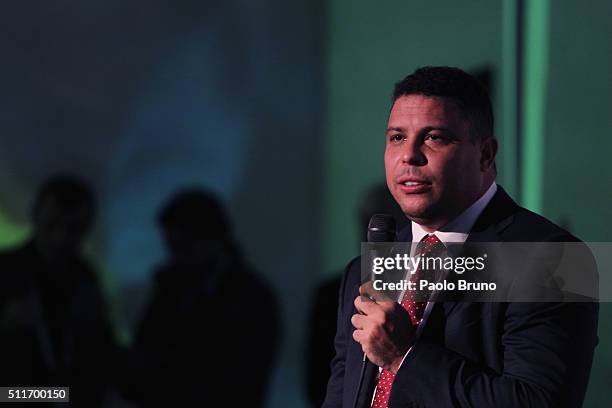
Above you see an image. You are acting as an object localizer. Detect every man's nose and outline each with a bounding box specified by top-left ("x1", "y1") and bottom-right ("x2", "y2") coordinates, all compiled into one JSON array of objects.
[{"x1": 401, "y1": 140, "x2": 427, "y2": 166}]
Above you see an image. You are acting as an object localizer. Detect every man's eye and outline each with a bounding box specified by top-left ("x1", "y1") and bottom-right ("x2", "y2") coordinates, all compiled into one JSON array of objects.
[
  {"x1": 389, "y1": 134, "x2": 404, "y2": 143},
  {"x1": 425, "y1": 134, "x2": 450, "y2": 144}
]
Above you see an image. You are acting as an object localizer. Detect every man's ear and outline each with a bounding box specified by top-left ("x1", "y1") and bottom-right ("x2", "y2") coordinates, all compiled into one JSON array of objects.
[{"x1": 480, "y1": 136, "x2": 498, "y2": 171}]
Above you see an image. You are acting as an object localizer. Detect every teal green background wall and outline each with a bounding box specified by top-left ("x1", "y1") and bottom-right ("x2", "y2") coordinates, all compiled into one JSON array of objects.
[
  {"x1": 543, "y1": 2, "x2": 612, "y2": 405},
  {"x1": 543, "y1": 0, "x2": 612, "y2": 241}
]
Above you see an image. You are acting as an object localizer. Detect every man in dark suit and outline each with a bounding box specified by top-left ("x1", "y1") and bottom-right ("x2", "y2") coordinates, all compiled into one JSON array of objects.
[{"x1": 322, "y1": 67, "x2": 598, "y2": 407}]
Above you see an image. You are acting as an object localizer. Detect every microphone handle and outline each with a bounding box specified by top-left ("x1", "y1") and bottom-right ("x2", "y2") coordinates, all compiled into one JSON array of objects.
[
  {"x1": 352, "y1": 353, "x2": 368, "y2": 408},
  {"x1": 352, "y1": 293, "x2": 376, "y2": 408}
]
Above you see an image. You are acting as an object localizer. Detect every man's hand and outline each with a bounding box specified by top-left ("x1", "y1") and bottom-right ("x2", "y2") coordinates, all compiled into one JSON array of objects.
[{"x1": 351, "y1": 283, "x2": 416, "y2": 372}]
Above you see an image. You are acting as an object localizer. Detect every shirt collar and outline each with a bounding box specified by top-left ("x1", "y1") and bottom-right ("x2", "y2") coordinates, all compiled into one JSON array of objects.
[{"x1": 411, "y1": 182, "x2": 497, "y2": 244}]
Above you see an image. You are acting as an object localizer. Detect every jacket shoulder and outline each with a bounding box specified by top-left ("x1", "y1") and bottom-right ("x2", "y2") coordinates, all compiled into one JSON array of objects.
[
  {"x1": 481, "y1": 185, "x2": 580, "y2": 242},
  {"x1": 502, "y1": 206, "x2": 580, "y2": 242}
]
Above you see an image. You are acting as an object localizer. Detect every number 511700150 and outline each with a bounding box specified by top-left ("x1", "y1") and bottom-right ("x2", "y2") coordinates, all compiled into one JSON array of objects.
[{"x1": 5, "y1": 388, "x2": 67, "y2": 401}]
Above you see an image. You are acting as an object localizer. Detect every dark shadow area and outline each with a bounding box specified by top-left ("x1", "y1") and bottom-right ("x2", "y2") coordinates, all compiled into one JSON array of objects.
[
  {"x1": 0, "y1": 2, "x2": 327, "y2": 405},
  {"x1": 118, "y1": 188, "x2": 280, "y2": 407},
  {"x1": 0, "y1": 175, "x2": 117, "y2": 407}
]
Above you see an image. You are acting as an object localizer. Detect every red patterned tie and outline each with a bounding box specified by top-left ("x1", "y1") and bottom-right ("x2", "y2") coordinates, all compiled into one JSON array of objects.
[{"x1": 370, "y1": 234, "x2": 445, "y2": 408}]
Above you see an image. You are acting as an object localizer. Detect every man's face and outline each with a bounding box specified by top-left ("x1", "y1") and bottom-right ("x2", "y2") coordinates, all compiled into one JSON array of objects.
[{"x1": 385, "y1": 95, "x2": 486, "y2": 229}]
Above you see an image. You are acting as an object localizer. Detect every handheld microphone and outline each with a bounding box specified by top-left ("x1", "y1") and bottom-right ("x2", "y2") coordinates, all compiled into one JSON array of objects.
[
  {"x1": 352, "y1": 214, "x2": 397, "y2": 408},
  {"x1": 367, "y1": 214, "x2": 397, "y2": 243}
]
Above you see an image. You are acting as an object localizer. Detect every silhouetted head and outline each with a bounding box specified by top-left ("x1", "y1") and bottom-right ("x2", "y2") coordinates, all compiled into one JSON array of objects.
[
  {"x1": 32, "y1": 175, "x2": 96, "y2": 256},
  {"x1": 158, "y1": 188, "x2": 231, "y2": 267}
]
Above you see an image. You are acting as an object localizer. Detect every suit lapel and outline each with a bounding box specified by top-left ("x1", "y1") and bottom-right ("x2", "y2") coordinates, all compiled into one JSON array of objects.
[{"x1": 466, "y1": 186, "x2": 518, "y2": 243}]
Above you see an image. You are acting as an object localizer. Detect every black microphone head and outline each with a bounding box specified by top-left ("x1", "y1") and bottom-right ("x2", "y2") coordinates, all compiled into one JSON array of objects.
[{"x1": 367, "y1": 214, "x2": 397, "y2": 243}]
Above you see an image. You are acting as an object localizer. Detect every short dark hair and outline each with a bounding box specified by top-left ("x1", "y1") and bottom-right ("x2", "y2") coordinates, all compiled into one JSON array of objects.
[
  {"x1": 392, "y1": 66, "x2": 494, "y2": 141},
  {"x1": 33, "y1": 174, "x2": 96, "y2": 221},
  {"x1": 158, "y1": 188, "x2": 230, "y2": 240}
]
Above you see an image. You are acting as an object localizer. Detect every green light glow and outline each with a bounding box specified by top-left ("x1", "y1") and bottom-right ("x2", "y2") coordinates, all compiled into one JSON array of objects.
[
  {"x1": 0, "y1": 210, "x2": 29, "y2": 249},
  {"x1": 501, "y1": 0, "x2": 518, "y2": 197},
  {"x1": 522, "y1": 0, "x2": 549, "y2": 213}
]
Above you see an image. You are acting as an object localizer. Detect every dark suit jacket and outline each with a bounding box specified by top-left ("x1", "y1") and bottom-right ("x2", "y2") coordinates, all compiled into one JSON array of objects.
[{"x1": 322, "y1": 186, "x2": 599, "y2": 408}]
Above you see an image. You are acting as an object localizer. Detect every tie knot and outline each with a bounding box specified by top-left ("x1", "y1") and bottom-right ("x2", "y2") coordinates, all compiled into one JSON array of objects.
[
  {"x1": 417, "y1": 233, "x2": 445, "y2": 257},
  {"x1": 423, "y1": 233, "x2": 441, "y2": 245}
]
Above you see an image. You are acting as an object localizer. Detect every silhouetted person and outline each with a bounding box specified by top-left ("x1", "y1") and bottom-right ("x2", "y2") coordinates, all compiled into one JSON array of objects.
[
  {"x1": 120, "y1": 189, "x2": 280, "y2": 407},
  {"x1": 305, "y1": 183, "x2": 408, "y2": 407},
  {"x1": 0, "y1": 175, "x2": 116, "y2": 407}
]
